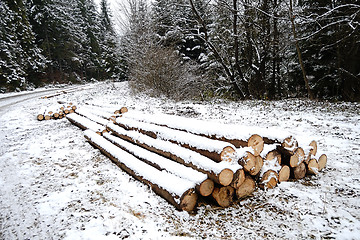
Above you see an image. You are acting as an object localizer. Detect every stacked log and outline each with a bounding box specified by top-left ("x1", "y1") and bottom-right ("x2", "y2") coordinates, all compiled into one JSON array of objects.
[
  {"x1": 37, "y1": 102, "x2": 77, "y2": 121},
  {"x1": 62, "y1": 105, "x2": 328, "y2": 212}
]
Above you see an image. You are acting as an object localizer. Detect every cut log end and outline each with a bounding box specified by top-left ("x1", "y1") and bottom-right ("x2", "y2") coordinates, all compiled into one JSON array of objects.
[
  {"x1": 278, "y1": 165, "x2": 290, "y2": 182},
  {"x1": 318, "y1": 154, "x2": 327, "y2": 171},
  {"x1": 239, "y1": 152, "x2": 256, "y2": 173},
  {"x1": 218, "y1": 168, "x2": 234, "y2": 186},
  {"x1": 220, "y1": 146, "x2": 236, "y2": 162},
  {"x1": 282, "y1": 136, "x2": 298, "y2": 154},
  {"x1": 37, "y1": 114, "x2": 44, "y2": 121},
  {"x1": 290, "y1": 147, "x2": 305, "y2": 168},
  {"x1": 212, "y1": 186, "x2": 234, "y2": 208},
  {"x1": 309, "y1": 140, "x2": 318, "y2": 156},
  {"x1": 248, "y1": 134, "x2": 264, "y2": 156},
  {"x1": 259, "y1": 170, "x2": 278, "y2": 189},
  {"x1": 120, "y1": 107, "x2": 128, "y2": 114},
  {"x1": 293, "y1": 162, "x2": 306, "y2": 179},
  {"x1": 249, "y1": 156, "x2": 263, "y2": 176},
  {"x1": 180, "y1": 189, "x2": 198, "y2": 212},
  {"x1": 265, "y1": 150, "x2": 281, "y2": 165},
  {"x1": 197, "y1": 179, "x2": 214, "y2": 197},
  {"x1": 236, "y1": 175, "x2": 256, "y2": 199},
  {"x1": 307, "y1": 158, "x2": 319, "y2": 175},
  {"x1": 230, "y1": 169, "x2": 245, "y2": 189}
]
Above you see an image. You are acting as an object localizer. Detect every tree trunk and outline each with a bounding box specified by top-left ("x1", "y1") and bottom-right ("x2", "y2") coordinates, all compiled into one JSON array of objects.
[
  {"x1": 115, "y1": 117, "x2": 237, "y2": 163},
  {"x1": 106, "y1": 122, "x2": 238, "y2": 187},
  {"x1": 84, "y1": 130, "x2": 198, "y2": 212},
  {"x1": 212, "y1": 186, "x2": 235, "y2": 207},
  {"x1": 236, "y1": 175, "x2": 256, "y2": 199},
  {"x1": 289, "y1": 0, "x2": 314, "y2": 99}
]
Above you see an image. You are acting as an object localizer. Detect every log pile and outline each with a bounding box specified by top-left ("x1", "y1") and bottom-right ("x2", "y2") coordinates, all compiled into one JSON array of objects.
[{"x1": 59, "y1": 105, "x2": 328, "y2": 212}]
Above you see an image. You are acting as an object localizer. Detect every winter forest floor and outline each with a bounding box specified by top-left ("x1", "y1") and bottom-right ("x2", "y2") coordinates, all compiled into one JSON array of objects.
[{"x1": 0, "y1": 81, "x2": 359, "y2": 239}]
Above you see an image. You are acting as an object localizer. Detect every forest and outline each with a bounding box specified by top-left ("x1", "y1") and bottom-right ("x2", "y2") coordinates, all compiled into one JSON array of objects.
[{"x1": 0, "y1": 0, "x2": 359, "y2": 101}]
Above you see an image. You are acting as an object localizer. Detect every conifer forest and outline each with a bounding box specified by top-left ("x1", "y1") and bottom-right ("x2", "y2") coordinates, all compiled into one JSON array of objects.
[{"x1": 1, "y1": 0, "x2": 359, "y2": 101}]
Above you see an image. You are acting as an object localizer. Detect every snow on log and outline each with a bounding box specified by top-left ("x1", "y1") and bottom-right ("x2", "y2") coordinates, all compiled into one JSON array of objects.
[
  {"x1": 66, "y1": 113, "x2": 106, "y2": 135},
  {"x1": 115, "y1": 117, "x2": 238, "y2": 163},
  {"x1": 75, "y1": 107, "x2": 110, "y2": 126},
  {"x1": 259, "y1": 170, "x2": 278, "y2": 190},
  {"x1": 84, "y1": 103, "x2": 127, "y2": 115},
  {"x1": 318, "y1": 154, "x2": 327, "y2": 171},
  {"x1": 237, "y1": 151, "x2": 263, "y2": 176},
  {"x1": 281, "y1": 136, "x2": 299, "y2": 155},
  {"x1": 306, "y1": 158, "x2": 319, "y2": 175},
  {"x1": 236, "y1": 175, "x2": 256, "y2": 199},
  {"x1": 106, "y1": 122, "x2": 241, "y2": 186},
  {"x1": 258, "y1": 149, "x2": 282, "y2": 188},
  {"x1": 102, "y1": 133, "x2": 214, "y2": 197},
  {"x1": 120, "y1": 111, "x2": 277, "y2": 155},
  {"x1": 212, "y1": 186, "x2": 235, "y2": 207},
  {"x1": 281, "y1": 147, "x2": 305, "y2": 168},
  {"x1": 84, "y1": 130, "x2": 198, "y2": 212}
]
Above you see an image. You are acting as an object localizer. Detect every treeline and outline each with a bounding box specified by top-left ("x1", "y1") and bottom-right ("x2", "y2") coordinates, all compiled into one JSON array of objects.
[
  {"x1": 122, "y1": 0, "x2": 359, "y2": 101},
  {"x1": 0, "y1": 0, "x2": 123, "y2": 92},
  {"x1": 1, "y1": 0, "x2": 359, "y2": 101}
]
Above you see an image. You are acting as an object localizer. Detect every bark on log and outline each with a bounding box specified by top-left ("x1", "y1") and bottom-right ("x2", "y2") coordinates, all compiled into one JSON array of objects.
[
  {"x1": 212, "y1": 186, "x2": 234, "y2": 207},
  {"x1": 106, "y1": 122, "x2": 240, "y2": 187},
  {"x1": 236, "y1": 175, "x2": 256, "y2": 199},
  {"x1": 66, "y1": 113, "x2": 106, "y2": 135},
  {"x1": 84, "y1": 130, "x2": 198, "y2": 212},
  {"x1": 103, "y1": 133, "x2": 213, "y2": 197},
  {"x1": 120, "y1": 111, "x2": 266, "y2": 155},
  {"x1": 115, "y1": 118, "x2": 237, "y2": 163}
]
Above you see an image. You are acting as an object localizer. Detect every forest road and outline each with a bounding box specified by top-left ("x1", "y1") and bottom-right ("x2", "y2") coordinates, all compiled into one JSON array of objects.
[{"x1": 0, "y1": 85, "x2": 89, "y2": 113}]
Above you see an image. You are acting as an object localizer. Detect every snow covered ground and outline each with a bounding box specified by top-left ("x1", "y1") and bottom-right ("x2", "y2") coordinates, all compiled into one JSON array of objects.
[{"x1": 0, "y1": 81, "x2": 359, "y2": 239}]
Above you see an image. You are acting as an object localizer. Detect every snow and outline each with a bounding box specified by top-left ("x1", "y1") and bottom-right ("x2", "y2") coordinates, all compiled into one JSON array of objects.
[
  {"x1": 67, "y1": 112, "x2": 106, "y2": 133},
  {"x1": 1, "y1": 81, "x2": 360, "y2": 239},
  {"x1": 116, "y1": 116, "x2": 237, "y2": 156},
  {"x1": 107, "y1": 122, "x2": 241, "y2": 174},
  {"x1": 122, "y1": 110, "x2": 291, "y2": 142},
  {"x1": 102, "y1": 132, "x2": 207, "y2": 184},
  {"x1": 84, "y1": 130, "x2": 195, "y2": 201}
]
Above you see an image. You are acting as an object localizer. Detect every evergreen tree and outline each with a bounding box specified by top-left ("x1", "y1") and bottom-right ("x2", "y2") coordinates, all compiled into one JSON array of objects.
[
  {"x1": 297, "y1": 0, "x2": 360, "y2": 100},
  {"x1": 0, "y1": 0, "x2": 46, "y2": 91}
]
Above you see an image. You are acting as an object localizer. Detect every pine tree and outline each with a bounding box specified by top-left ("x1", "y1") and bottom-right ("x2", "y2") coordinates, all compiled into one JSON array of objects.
[
  {"x1": 0, "y1": 0, "x2": 46, "y2": 92},
  {"x1": 297, "y1": 0, "x2": 360, "y2": 100}
]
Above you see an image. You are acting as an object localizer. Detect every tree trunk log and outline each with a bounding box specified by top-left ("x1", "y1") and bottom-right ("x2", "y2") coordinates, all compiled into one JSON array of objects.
[
  {"x1": 84, "y1": 130, "x2": 198, "y2": 212},
  {"x1": 307, "y1": 158, "x2": 319, "y2": 175},
  {"x1": 106, "y1": 122, "x2": 240, "y2": 187},
  {"x1": 230, "y1": 169, "x2": 246, "y2": 189},
  {"x1": 236, "y1": 175, "x2": 256, "y2": 199},
  {"x1": 318, "y1": 154, "x2": 327, "y2": 171},
  {"x1": 259, "y1": 170, "x2": 278, "y2": 189},
  {"x1": 292, "y1": 162, "x2": 306, "y2": 179},
  {"x1": 212, "y1": 186, "x2": 235, "y2": 207},
  {"x1": 115, "y1": 118, "x2": 237, "y2": 163},
  {"x1": 103, "y1": 133, "x2": 213, "y2": 196},
  {"x1": 278, "y1": 165, "x2": 290, "y2": 182}
]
